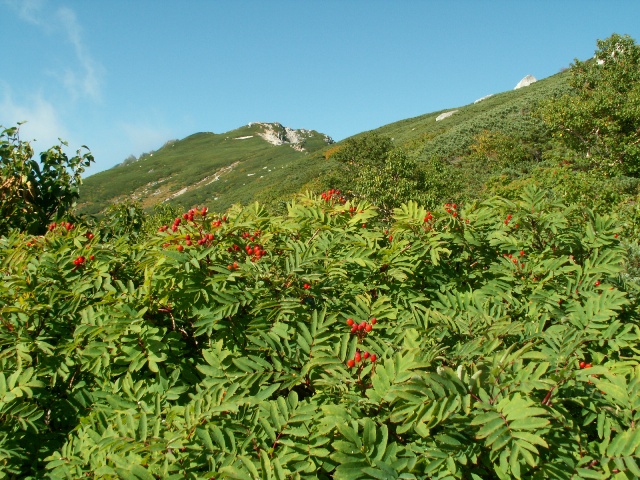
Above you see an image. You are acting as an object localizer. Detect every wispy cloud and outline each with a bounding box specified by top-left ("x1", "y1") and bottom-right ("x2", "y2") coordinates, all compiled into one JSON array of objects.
[
  {"x1": 0, "y1": 85, "x2": 69, "y2": 149},
  {"x1": 3, "y1": 0, "x2": 104, "y2": 101},
  {"x1": 55, "y1": 6, "x2": 104, "y2": 101}
]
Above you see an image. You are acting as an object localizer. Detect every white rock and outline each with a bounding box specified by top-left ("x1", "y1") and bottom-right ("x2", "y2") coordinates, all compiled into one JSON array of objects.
[
  {"x1": 474, "y1": 94, "x2": 494, "y2": 104},
  {"x1": 436, "y1": 110, "x2": 459, "y2": 121},
  {"x1": 514, "y1": 75, "x2": 537, "y2": 89}
]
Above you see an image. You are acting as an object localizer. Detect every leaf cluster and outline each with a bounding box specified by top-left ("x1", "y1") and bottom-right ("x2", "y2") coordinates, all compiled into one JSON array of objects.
[{"x1": 1, "y1": 186, "x2": 640, "y2": 478}]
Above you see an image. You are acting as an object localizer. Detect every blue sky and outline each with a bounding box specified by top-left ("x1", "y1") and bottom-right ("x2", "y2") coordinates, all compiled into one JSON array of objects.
[{"x1": 2, "y1": 0, "x2": 640, "y2": 175}]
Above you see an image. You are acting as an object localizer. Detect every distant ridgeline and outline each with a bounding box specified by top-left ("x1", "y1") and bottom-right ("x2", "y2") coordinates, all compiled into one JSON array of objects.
[
  {"x1": 78, "y1": 122, "x2": 334, "y2": 215},
  {"x1": 80, "y1": 34, "x2": 640, "y2": 220}
]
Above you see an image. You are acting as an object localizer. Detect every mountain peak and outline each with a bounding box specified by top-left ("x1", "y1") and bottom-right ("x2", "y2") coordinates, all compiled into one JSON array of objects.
[
  {"x1": 514, "y1": 75, "x2": 537, "y2": 89},
  {"x1": 246, "y1": 122, "x2": 333, "y2": 151}
]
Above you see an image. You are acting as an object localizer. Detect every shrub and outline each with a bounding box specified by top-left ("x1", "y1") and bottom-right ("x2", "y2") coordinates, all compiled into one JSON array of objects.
[{"x1": 2, "y1": 186, "x2": 639, "y2": 478}]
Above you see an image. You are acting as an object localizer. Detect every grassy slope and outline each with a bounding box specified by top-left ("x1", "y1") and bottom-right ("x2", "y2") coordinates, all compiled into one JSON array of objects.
[
  {"x1": 80, "y1": 71, "x2": 571, "y2": 215},
  {"x1": 366, "y1": 71, "x2": 569, "y2": 160},
  {"x1": 78, "y1": 123, "x2": 332, "y2": 215}
]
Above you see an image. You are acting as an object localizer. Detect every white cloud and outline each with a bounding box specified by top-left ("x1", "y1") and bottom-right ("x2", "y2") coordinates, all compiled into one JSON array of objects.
[
  {"x1": 3, "y1": 0, "x2": 104, "y2": 101},
  {"x1": 0, "y1": 87, "x2": 70, "y2": 151},
  {"x1": 55, "y1": 6, "x2": 104, "y2": 101}
]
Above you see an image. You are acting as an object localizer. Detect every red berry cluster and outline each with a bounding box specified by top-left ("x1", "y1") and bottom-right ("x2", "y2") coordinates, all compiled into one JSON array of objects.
[
  {"x1": 158, "y1": 208, "x2": 222, "y2": 251},
  {"x1": 346, "y1": 317, "x2": 377, "y2": 340},
  {"x1": 444, "y1": 203, "x2": 459, "y2": 218},
  {"x1": 502, "y1": 251, "x2": 526, "y2": 270},
  {"x1": 240, "y1": 230, "x2": 261, "y2": 242},
  {"x1": 444, "y1": 203, "x2": 470, "y2": 223},
  {"x1": 227, "y1": 261, "x2": 239, "y2": 270},
  {"x1": 423, "y1": 211, "x2": 433, "y2": 223},
  {"x1": 320, "y1": 189, "x2": 345, "y2": 204},
  {"x1": 26, "y1": 235, "x2": 47, "y2": 248},
  {"x1": 346, "y1": 350, "x2": 377, "y2": 368},
  {"x1": 244, "y1": 244, "x2": 267, "y2": 261},
  {"x1": 48, "y1": 222, "x2": 75, "y2": 233},
  {"x1": 72, "y1": 255, "x2": 94, "y2": 268},
  {"x1": 211, "y1": 216, "x2": 228, "y2": 228},
  {"x1": 579, "y1": 361, "x2": 592, "y2": 369},
  {"x1": 303, "y1": 283, "x2": 311, "y2": 290}
]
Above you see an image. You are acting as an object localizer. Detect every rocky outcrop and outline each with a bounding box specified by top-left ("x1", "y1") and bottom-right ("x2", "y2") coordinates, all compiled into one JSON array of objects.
[
  {"x1": 436, "y1": 110, "x2": 459, "y2": 121},
  {"x1": 514, "y1": 75, "x2": 537, "y2": 89},
  {"x1": 247, "y1": 122, "x2": 333, "y2": 151},
  {"x1": 474, "y1": 94, "x2": 494, "y2": 104}
]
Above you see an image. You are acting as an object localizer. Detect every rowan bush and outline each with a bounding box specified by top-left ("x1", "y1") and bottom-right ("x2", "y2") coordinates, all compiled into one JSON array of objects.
[{"x1": 1, "y1": 186, "x2": 639, "y2": 478}]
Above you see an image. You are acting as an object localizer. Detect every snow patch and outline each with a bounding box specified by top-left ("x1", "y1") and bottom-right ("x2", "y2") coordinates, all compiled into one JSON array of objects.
[
  {"x1": 167, "y1": 187, "x2": 188, "y2": 200},
  {"x1": 436, "y1": 110, "x2": 458, "y2": 121},
  {"x1": 234, "y1": 136, "x2": 253, "y2": 140},
  {"x1": 474, "y1": 94, "x2": 494, "y2": 104},
  {"x1": 514, "y1": 75, "x2": 537, "y2": 89}
]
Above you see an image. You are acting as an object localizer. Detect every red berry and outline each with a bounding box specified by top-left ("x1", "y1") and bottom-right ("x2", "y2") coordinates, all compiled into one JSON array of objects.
[
  {"x1": 363, "y1": 352, "x2": 370, "y2": 359},
  {"x1": 89, "y1": 255, "x2": 95, "y2": 261},
  {"x1": 354, "y1": 352, "x2": 361, "y2": 363},
  {"x1": 519, "y1": 250, "x2": 525, "y2": 256},
  {"x1": 370, "y1": 354, "x2": 377, "y2": 362},
  {"x1": 177, "y1": 245, "x2": 184, "y2": 252},
  {"x1": 360, "y1": 321, "x2": 367, "y2": 328},
  {"x1": 595, "y1": 280, "x2": 601, "y2": 286},
  {"x1": 362, "y1": 223, "x2": 366, "y2": 228},
  {"x1": 579, "y1": 361, "x2": 586, "y2": 369},
  {"x1": 370, "y1": 318, "x2": 377, "y2": 325},
  {"x1": 365, "y1": 323, "x2": 373, "y2": 332},
  {"x1": 303, "y1": 283, "x2": 311, "y2": 290},
  {"x1": 346, "y1": 318, "x2": 354, "y2": 326},
  {"x1": 614, "y1": 233, "x2": 619, "y2": 238},
  {"x1": 585, "y1": 363, "x2": 592, "y2": 369},
  {"x1": 347, "y1": 359, "x2": 355, "y2": 368}
]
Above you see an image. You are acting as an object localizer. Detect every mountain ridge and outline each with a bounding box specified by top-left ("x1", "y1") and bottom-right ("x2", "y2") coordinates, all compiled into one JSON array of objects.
[{"x1": 79, "y1": 70, "x2": 568, "y2": 215}]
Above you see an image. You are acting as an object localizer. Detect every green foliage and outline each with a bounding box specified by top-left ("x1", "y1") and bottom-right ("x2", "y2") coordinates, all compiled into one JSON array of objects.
[
  {"x1": 78, "y1": 124, "x2": 333, "y2": 216},
  {"x1": 2, "y1": 186, "x2": 640, "y2": 478},
  {"x1": 539, "y1": 34, "x2": 640, "y2": 176},
  {"x1": 331, "y1": 133, "x2": 428, "y2": 218},
  {"x1": 0, "y1": 124, "x2": 93, "y2": 235}
]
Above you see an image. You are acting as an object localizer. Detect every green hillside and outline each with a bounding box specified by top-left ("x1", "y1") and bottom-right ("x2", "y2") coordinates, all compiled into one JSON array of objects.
[
  {"x1": 78, "y1": 122, "x2": 334, "y2": 215},
  {"x1": 80, "y1": 71, "x2": 571, "y2": 216}
]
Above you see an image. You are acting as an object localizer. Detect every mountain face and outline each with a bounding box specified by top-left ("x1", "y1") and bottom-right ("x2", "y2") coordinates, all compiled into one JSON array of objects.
[
  {"x1": 78, "y1": 123, "x2": 334, "y2": 215},
  {"x1": 80, "y1": 71, "x2": 569, "y2": 216}
]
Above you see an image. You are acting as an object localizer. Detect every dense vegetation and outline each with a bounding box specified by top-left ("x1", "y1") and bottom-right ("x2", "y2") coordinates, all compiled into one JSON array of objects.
[
  {"x1": 78, "y1": 124, "x2": 333, "y2": 217},
  {"x1": 2, "y1": 34, "x2": 640, "y2": 479}
]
